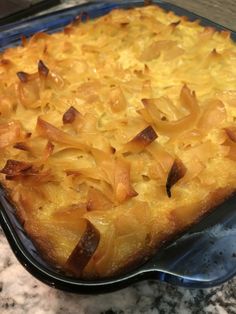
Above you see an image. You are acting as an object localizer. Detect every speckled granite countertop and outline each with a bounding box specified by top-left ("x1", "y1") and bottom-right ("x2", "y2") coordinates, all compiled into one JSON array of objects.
[
  {"x1": 1, "y1": 1, "x2": 236, "y2": 313},
  {"x1": 1, "y1": 227, "x2": 236, "y2": 314}
]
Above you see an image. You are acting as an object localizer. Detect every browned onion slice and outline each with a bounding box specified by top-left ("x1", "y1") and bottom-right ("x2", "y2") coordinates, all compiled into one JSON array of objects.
[
  {"x1": 0, "y1": 121, "x2": 22, "y2": 149},
  {"x1": 13, "y1": 142, "x2": 30, "y2": 151},
  {"x1": 62, "y1": 106, "x2": 81, "y2": 124},
  {"x1": 225, "y1": 127, "x2": 236, "y2": 143},
  {"x1": 141, "y1": 85, "x2": 200, "y2": 136},
  {"x1": 38, "y1": 60, "x2": 49, "y2": 77},
  {"x1": 87, "y1": 187, "x2": 112, "y2": 211},
  {"x1": 124, "y1": 125, "x2": 158, "y2": 153},
  {"x1": 223, "y1": 128, "x2": 236, "y2": 160},
  {"x1": 0, "y1": 160, "x2": 32, "y2": 176},
  {"x1": 0, "y1": 59, "x2": 11, "y2": 67},
  {"x1": 0, "y1": 159, "x2": 54, "y2": 185},
  {"x1": 166, "y1": 159, "x2": 186, "y2": 198},
  {"x1": 65, "y1": 219, "x2": 100, "y2": 276},
  {"x1": 16, "y1": 72, "x2": 29, "y2": 83},
  {"x1": 36, "y1": 117, "x2": 89, "y2": 151},
  {"x1": 114, "y1": 158, "x2": 138, "y2": 203}
]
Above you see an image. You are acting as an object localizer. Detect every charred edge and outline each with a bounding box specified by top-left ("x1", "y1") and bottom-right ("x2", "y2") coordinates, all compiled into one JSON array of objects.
[
  {"x1": 38, "y1": 60, "x2": 49, "y2": 77},
  {"x1": 45, "y1": 141, "x2": 54, "y2": 156},
  {"x1": 16, "y1": 72, "x2": 29, "y2": 83},
  {"x1": 13, "y1": 142, "x2": 29, "y2": 151},
  {"x1": 65, "y1": 170, "x2": 81, "y2": 176},
  {"x1": 132, "y1": 125, "x2": 158, "y2": 145},
  {"x1": 129, "y1": 188, "x2": 139, "y2": 198},
  {"x1": 0, "y1": 160, "x2": 42, "y2": 177},
  {"x1": 62, "y1": 106, "x2": 80, "y2": 124},
  {"x1": 65, "y1": 220, "x2": 100, "y2": 277},
  {"x1": 166, "y1": 159, "x2": 186, "y2": 198},
  {"x1": 0, "y1": 160, "x2": 32, "y2": 176},
  {"x1": 0, "y1": 59, "x2": 11, "y2": 66},
  {"x1": 111, "y1": 146, "x2": 116, "y2": 154},
  {"x1": 225, "y1": 127, "x2": 236, "y2": 143},
  {"x1": 25, "y1": 132, "x2": 32, "y2": 138},
  {"x1": 170, "y1": 20, "x2": 181, "y2": 27}
]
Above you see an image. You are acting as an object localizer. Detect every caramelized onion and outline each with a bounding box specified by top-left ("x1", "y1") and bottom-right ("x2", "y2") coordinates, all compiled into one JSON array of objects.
[
  {"x1": 166, "y1": 159, "x2": 186, "y2": 197},
  {"x1": 141, "y1": 85, "x2": 200, "y2": 136},
  {"x1": 65, "y1": 219, "x2": 100, "y2": 277},
  {"x1": 87, "y1": 187, "x2": 112, "y2": 211},
  {"x1": 0, "y1": 121, "x2": 22, "y2": 149},
  {"x1": 0, "y1": 59, "x2": 11, "y2": 67},
  {"x1": 146, "y1": 142, "x2": 174, "y2": 173},
  {"x1": 51, "y1": 204, "x2": 87, "y2": 233},
  {"x1": 91, "y1": 148, "x2": 115, "y2": 185},
  {"x1": 140, "y1": 40, "x2": 182, "y2": 62},
  {"x1": 13, "y1": 142, "x2": 30, "y2": 151},
  {"x1": 225, "y1": 127, "x2": 236, "y2": 142},
  {"x1": 36, "y1": 117, "x2": 89, "y2": 151},
  {"x1": 17, "y1": 72, "x2": 40, "y2": 108},
  {"x1": 94, "y1": 227, "x2": 115, "y2": 275},
  {"x1": 65, "y1": 167, "x2": 105, "y2": 182},
  {"x1": 123, "y1": 125, "x2": 158, "y2": 153},
  {"x1": 17, "y1": 71, "x2": 30, "y2": 83},
  {"x1": 198, "y1": 99, "x2": 226, "y2": 132},
  {"x1": 1, "y1": 160, "x2": 32, "y2": 176},
  {"x1": 63, "y1": 106, "x2": 81, "y2": 124},
  {"x1": 44, "y1": 141, "x2": 54, "y2": 160},
  {"x1": 114, "y1": 158, "x2": 138, "y2": 203},
  {"x1": 0, "y1": 160, "x2": 53, "y2": 183},
  {"x1": 223, "y1": 128, "x2": 236, "y2": 160},
  {"x1": 38, "y1": 60, "x2": 49, "y2": 77}
]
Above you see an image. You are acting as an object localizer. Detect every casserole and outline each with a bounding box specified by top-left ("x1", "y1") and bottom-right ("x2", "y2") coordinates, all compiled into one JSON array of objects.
[{"x1": 0, "y1": 0, "x2": 236, "y2": 292}]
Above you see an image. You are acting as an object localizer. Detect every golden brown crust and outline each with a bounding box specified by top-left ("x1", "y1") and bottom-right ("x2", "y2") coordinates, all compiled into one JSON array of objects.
[{"x1": 111, "y1": 187, "x2": 235, "y2": 280}]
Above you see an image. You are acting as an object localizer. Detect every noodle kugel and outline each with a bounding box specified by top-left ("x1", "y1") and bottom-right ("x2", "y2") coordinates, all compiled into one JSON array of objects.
[{"x1": 0, "y1": 5, "x2": 236, "y2": 278}]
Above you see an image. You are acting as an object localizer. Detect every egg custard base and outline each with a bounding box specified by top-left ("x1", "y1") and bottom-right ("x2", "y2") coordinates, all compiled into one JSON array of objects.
[{"x1": 1, "y1": 5, "x2": 236, "y2": 279}]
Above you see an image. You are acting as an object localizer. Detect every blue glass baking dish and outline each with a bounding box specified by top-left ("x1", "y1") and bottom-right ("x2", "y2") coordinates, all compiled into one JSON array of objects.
[{"x1": 0, "y1": 0, "x2": 236, "y2": 293}]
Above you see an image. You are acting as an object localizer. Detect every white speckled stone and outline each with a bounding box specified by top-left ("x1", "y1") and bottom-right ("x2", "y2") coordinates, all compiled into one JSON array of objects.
[
  {"x1": 1, "y1": 228, "x2": 236, "y2": 314},
  {"x1": 1, "y1": 1, "x2": 236, "y2": 313}
]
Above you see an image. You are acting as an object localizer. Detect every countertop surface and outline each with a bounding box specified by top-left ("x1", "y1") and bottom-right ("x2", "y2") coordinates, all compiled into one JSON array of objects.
[{"x1": 1, "y1": 1, "x2": 236, "y2": 313}]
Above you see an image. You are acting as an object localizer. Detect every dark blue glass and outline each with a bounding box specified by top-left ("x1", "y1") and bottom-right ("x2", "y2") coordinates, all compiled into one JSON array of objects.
[{"x1": 0, "y1": 0, "x2": 236, "y2": 293}]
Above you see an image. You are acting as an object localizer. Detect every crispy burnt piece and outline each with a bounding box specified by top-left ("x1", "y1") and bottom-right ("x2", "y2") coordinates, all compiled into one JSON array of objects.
[
  {"x1": 124, "y1": 125, "x2": 158, "y2": 153},
  {"x1": 223, "y1": 127, "x2": 236, "y2": 160},
  {"x1": 13, "y1": 142, "x2": 30, "y2": 151},
  {"x1": 0, "y1": 160, "x2": 45, "y2": 182},
  {"x1": 225, "y1": 127, "x2": 236, "y2": 142},
  {"x1": 38, "y1": 60, "x2": 49, "y2": 77},
  {"x1": 1, "y1": 160, "x2": 33, "y2": 176},
  {"x1": 16, "y1": 71, "x2": 30, "y2": 83},
  {"x1": 166, "y1": 159, "x2": 186, "y2": 198},
  {"x1": 36, "y1": 117, "x2": 89, "y2": 151},
  {"x1": 65, "y1": 220, "x2": 100, "y2": 277},
  {"x1": 63, "y1": 106, "x2": 81, "y2": 124}
]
